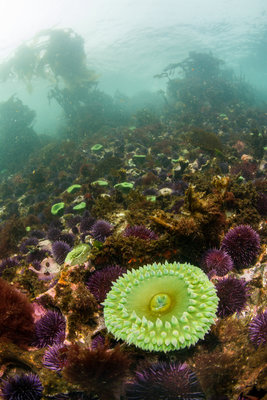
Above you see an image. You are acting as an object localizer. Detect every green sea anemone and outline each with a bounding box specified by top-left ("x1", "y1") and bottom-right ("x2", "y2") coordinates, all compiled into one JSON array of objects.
[
  {"x1": 103, "y1": 261, "x2": 218, "y2": 352},
  {"x1": 91, "y1": 179, "x2": 109, "y2": 186},
  {"x1": 114, "y1": 182, "x2": 133, "y2": 193},
  {"x1": 133, "y1": 154, "x2": 146, "y2": 166},
  {"x1": 146, "y1": 195, "x2": 157, "y2": 202},
  {"x1": 72, "y1": 202, "x2": 86, "y2": 212},
  {"x1": 65, "y1": 243, "x2": 91, "y2": 265},
  {"x1": 91, "y1": 144, "x2": 103, "y2": 152},
  {"x1": 51, "y1": 202, "x2": 65, "y2": 216},
  {"x1": 66, "y1": 184, "x2": 81, "y2": 194}
]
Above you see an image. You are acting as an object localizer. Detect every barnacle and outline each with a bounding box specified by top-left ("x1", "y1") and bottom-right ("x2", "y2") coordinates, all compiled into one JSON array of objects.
[{"x1": 103, "y1": 261, "x2": 218, "y2": 352}]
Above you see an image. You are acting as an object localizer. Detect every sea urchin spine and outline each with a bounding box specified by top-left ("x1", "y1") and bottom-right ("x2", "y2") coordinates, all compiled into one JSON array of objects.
[
  {"x1": 126, "y1": 361, "x2": 205, "y2": 400},
  {"x1": 221, "y1": 225, "x2": 260, "y2": 269},
  {"x1": 1, "y1": 373, "x2": 43, "y2": 400},
  {"x1": 248, "y1": 310, "x2": 267, "y2": 347}
]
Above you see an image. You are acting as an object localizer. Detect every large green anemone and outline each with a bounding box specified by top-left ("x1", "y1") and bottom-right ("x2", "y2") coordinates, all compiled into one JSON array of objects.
[{"x1": 103, "y1": 261, "x2": 218, "y2": 352}]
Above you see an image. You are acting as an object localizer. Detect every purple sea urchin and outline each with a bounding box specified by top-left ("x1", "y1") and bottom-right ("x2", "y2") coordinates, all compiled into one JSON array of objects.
[
  {"x1": 91, "y1": 219, "x2": 113, "y2": 242},
  {"x1": 52, "y1": 240, "x2": 71, "y2": 264},
  {"x1": 215, "y1": 277, "x2": 249, "y2": 318},
  {"x1": 80, "y1": 215, "x2": 95, "y2": 233},
  {"x1": 34, "y1": 310, "x2": 66, "y2": 348},
  {"x1": 19, "y1": 237, "x2": 39, "y2": 253},
  {"x1": 126, "y1": 362, "x2": 205, "y2": 400},
  {"x1": 91, "y1": 334, "x2": 105, "y2": 349},
  {"x1": 202, "y1": 249, "x2": 233, "y2": 277},
  {"x1": 1, "y1": 373, "x2": 43, "y2": 400},
  {"x1": 86, "y1": 265, "x2": 125, "y2": 302},
  {"x1": 0, "y1": 257, "x2": 19, "y2": 275},
  {"x1": 43, "y1": 344, "x2": 67, "y2": 371},
  {"x1": 123, "y1": 225, "x2": 158, "y2": 240},
  {"x1": 248, "y1": 310, "x2": 267, "y2": 347},
  {"x1": 30, "y1": 230, "x2": 46, "y2": 239},
  {"x1": 221, "y1": 225, "x2": 260, "y2": 269},
  {"x1": 58, "y1": 233, "x2": 75, "y2": 247},
  {"x1": 31, "y1": 260, "x2": 42, "y2": 271},
  {"x1": 26, "y1": 248, "x2": 50, "y2": 263},
  {"x1": 47, "y1": 227, "x2": 62, "y2": 242},
  {"x1": 103, "y1": 261, "x2": 218, "y2": 352},
  {"x1": 66, "y1": 215, "x2": 82, "y2": 230}
]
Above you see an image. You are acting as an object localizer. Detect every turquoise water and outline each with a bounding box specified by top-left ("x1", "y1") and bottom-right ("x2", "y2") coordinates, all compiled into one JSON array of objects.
[{"x1": 0, "y1": 0, "x2": 266, "y2": 133}]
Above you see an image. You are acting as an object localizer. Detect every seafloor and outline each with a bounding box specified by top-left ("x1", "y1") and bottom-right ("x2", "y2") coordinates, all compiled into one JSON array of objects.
[{"x1": 0, "y1": 105, "x2": 266, "y2": 400}]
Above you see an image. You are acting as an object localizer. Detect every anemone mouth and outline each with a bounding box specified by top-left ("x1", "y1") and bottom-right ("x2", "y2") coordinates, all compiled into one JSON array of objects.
[
  {"x1": 103, "y1": 261, "x2": 219, "y2": 352},
  {"x1": 149, "y1": 293, "x2": 172, "y2": 315},
  {"x1": 128, "y1": 274, "x2": 189, "y2": 323}
]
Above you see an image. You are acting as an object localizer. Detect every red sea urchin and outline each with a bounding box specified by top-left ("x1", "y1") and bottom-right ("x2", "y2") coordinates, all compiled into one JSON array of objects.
[
  {"x1": 248, "y1": 310, "x2": 267, "y2": 347},
  {"x1": 126, "y1": 362, "x2": 205, "y2": 400},
  {"x1": 0, "y1": 373, "x2": 43, "y2": 400},
  {"x1": 220, "y1": 225, "x2": 260, "y2": 269},
  {"x1": 215, "y1": 276, "x2": 249, "y2": 318}
]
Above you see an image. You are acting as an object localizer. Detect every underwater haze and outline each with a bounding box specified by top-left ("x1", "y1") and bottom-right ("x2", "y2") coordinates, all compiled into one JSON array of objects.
[
  {"x1": 0, "y1": 1, "x2": 267, "y2": 400},
  {"x1": 0, "y1": 0, "x2": 267, "y2": 132}
]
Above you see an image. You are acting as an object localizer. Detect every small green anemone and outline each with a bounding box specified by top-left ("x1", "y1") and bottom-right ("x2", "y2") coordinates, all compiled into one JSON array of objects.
[
  {"x1": 65, "y1": 243, "x2": 91, "y2": 265},
  {"x1": 103, "y1": 261, "x2": 218, "y2": 352},
  {"x1": 72, "y1": 202, "x2": 86, "y2": 212},
  {"x1": 91, "y1": 144, "x2": 103, "y2": 152},
  {"x1": 66, "y1": 184, "x2": 81, "y2": 194},
  {"x1": 51, "y1": 202, "x2": 65, "y2": 216},
  {"x1": 114, "y1": 182, "x2": 133, "y2": 193}
]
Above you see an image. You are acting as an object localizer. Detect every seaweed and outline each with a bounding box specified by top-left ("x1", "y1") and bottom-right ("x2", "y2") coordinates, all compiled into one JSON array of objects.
[
  {"x1": 185, "y1": 128, "x2": 223, "y2": 154},
  {"x1": 0, "y1": 216, "x2": 25, "y2": 258},
  {"x1": 0, "y1": 277, "x2": 35, "y2": 348},
  {"x1": 62, "y1": 344, "x2": 131, "y2": 400},
  {"x1": 193, "y1": 318, "x2": 267, "y2": 399}
]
